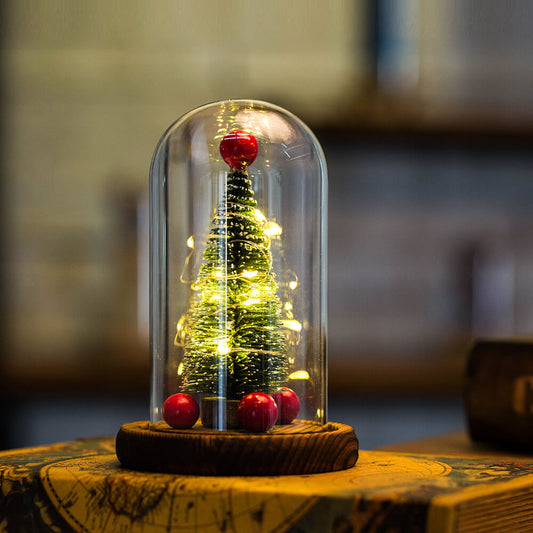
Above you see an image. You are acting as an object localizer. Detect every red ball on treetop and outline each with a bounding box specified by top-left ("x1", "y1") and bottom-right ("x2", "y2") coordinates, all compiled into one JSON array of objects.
[{"x1": 220, "y1": 130, "x2": 258, "y2": 169}]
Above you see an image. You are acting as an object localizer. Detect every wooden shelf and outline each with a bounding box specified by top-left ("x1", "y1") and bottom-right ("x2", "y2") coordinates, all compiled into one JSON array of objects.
[
  {"x1": 328, "y1": 355, "x2": 466, "y2": 396},
  {"x1": 1, "y1": 347, "x2": 466, "y2": 398},
  {"x1": 313, "y1": 96, "x2": 533, "y2": 147},
  {"x1": 1, "y1": 348, "x2": 150, "y2": 396}
]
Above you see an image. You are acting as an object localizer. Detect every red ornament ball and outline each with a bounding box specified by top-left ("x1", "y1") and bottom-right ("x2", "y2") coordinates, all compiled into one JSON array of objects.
[
  {"x1": 237, "y1": 392, "x2": 278, "y2": 432},
  {"x1": 162, "y1": 393, "x2": 199, "y2": 429},
  {"x1": 220, "y1": 130, "x2": 258, "y2": 169},
  {"x1": 272, "y1": 387, "x2": 300, "y2": 424}
]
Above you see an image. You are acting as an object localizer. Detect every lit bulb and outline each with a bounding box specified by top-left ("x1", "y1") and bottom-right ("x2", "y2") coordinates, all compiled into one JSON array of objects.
[
  {"x1": 282, "y1": 320, "x2": 302, "y2": 332},
  {"x1": 186, "y1": 236, "x2": 194, "y2": 249},
  {"x1": 217, "y1": 339, "x2": 231, "y2": 355},
  {"x1": 241, "y1": 270, "x2": 258, "y2": 278},
  {"x1": 265, "y1": 221, "x2": 282, "y2": 237},
  {"x1": 289, "y1": 370, "x2": 310, "y2": 380},
  {"x1": 254, "y1": 209, "x2": 267, "y2": 224},
  {"x1": 174, "y1": 315, "x2": 186, "y2": 346}
]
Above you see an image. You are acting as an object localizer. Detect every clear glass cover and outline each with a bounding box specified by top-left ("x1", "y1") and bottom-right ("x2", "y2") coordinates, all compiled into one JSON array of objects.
[{"x1": 150, "y1": 100, "x2": 327, "y2": 431}]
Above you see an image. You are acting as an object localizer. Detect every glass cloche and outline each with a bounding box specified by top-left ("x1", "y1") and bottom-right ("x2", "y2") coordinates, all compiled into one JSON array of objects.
[{"x1": 116, "y1": 100, "x2": 358, "y2": 475}]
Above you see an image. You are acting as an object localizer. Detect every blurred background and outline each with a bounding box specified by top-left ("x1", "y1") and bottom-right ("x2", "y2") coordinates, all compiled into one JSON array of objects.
[{"x1": 1, "y1": 0, "x2": 533, "y2": 450}]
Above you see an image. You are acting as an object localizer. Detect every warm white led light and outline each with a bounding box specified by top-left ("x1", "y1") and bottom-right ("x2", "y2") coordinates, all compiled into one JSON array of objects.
[
  {"x1": 254, "y1": 209, "x2": 267, "y2": 224},
  {"x1": 217, "y1": 339, "x2": 231, "y2": 355},
  {"x1": 265, "y1": 221, "x2": 282, "y2": 237},
  {"x1": 282, "y1": 319, "x2": 302, "y2": 332},
  {"x1": 289, "y1": 370, "x2": 310, "y2": 380},
  {"x1": 174, "y1": 315, "x2": 186, "y2": 346}
]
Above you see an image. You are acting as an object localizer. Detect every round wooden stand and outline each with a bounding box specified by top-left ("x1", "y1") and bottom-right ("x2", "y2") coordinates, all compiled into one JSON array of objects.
[{"x1": 116, "y1": 420, "x2": 358, "y2": 476}]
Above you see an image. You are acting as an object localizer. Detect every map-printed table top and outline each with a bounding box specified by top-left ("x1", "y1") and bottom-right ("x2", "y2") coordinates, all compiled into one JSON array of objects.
[{"x1": 0, "y1": 435, "x2": 532, "y2": 532}]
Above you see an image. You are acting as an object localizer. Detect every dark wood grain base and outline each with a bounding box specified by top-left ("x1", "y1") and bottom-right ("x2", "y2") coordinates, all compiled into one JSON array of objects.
[{"x1": 116, "y1": 420, "x2": 358, "y2": 476}]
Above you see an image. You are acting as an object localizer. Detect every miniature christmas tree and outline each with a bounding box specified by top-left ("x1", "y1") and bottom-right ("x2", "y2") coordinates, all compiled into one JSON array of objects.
[{"x1": 181, "y1": 131, "x2": 288, "y2": 400}]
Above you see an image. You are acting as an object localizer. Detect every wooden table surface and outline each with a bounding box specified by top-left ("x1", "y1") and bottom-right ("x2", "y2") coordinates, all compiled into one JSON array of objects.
[{"x1": 0, "y1": 432, "x2": 531, "y2": 533}]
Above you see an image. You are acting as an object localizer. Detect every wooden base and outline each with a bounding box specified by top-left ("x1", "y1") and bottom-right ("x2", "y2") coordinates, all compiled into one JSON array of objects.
[{"x1": 116, "y1": 420, "x2": 358, "y2": 476}]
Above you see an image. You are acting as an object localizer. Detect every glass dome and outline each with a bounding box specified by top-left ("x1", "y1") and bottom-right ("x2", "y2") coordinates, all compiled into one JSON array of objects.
[{"x1": 149, "y1": 99, "x2": 327, "y2": 433}]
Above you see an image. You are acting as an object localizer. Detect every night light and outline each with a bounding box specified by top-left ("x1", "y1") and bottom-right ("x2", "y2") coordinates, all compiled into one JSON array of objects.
[{"x1": 116, "y1": 100, "x2": 358, "y2": 475}]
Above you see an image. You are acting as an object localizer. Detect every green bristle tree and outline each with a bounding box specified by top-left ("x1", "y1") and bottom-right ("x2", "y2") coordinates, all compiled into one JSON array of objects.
[{"x1": 180, "y1": 131, "x2": 287, "y2": 400}]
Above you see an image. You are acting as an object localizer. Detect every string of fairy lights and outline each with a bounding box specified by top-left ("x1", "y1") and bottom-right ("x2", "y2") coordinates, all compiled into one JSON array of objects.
[
  {"x1": 174, "y1": 207, "x2": 302, "y2": 364},
  {"x1": 172, "y1": 167, "x2": 287, "y2": 397}
]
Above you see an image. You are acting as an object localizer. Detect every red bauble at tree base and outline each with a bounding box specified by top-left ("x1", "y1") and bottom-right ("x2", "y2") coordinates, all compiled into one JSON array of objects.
[
  {"x1": 162, "y1": 393, "x2": 200, "y2": 429},
  {"x1": 220, "y1": 130, "x2": 258, "y2": 169},
  {"x1": 237, "y1": 392, "x2": 278, "y2": 432},
  {"x1": 272, "y1": 387, "x2": 300, "y2": 424}
]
